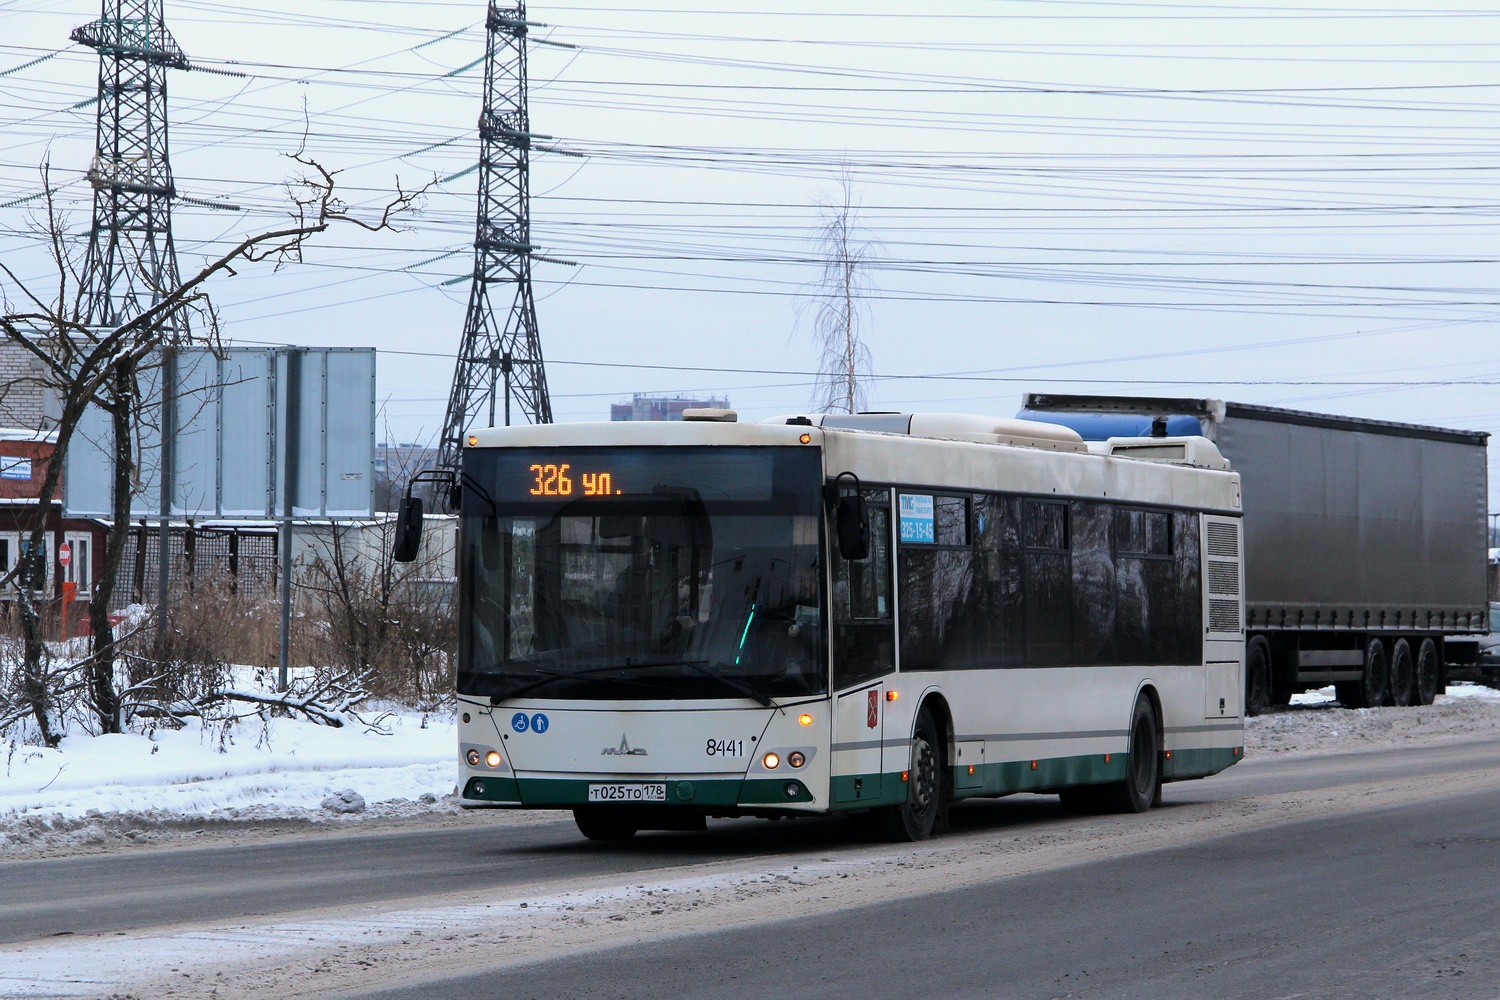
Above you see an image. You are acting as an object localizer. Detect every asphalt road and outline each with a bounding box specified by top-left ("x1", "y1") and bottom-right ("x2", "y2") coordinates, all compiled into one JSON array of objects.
[
  {"x1": 4, "y1": 737, "x2": 1500, "y2": 950},
  {"x1": 364, "y1": 786, "x2": 1500, "y2": 1000}
]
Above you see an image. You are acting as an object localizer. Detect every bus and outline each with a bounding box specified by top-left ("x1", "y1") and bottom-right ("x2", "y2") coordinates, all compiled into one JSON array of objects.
[{"x1": 405, "y1": 409, "x2": 1245, "y2": 842}]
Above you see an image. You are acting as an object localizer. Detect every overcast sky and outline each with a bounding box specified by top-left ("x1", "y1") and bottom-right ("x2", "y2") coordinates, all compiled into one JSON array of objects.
[{"x1": 4, "y1": 1, "x2": 1500, "y2": 502}]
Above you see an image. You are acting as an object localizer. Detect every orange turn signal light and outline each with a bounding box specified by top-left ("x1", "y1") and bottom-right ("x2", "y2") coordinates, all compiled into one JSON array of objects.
[
  {"x1": 886, "y1": 690, "x2": 898, "y2": 702},
  {"x1": 467, "y1": 434, "x2": 478, "y2": 446},
  {"x1": 900, "y1": 770, "x2": 909, "y2": 782},
  {"x1": 798, "y1": 713, "x2": 814, "y2": 727},
  {"x1": 799, "y1": 432, "x2": 812, "y2": 444},
  {"x1": 1030, "y1": 760, "x2": 1038, "y2": 770}
]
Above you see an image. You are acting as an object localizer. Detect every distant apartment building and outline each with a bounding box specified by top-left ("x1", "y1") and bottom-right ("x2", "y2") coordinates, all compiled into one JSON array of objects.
[
  {"x1": 610, "y1": 393, "x2": 731, "y2": 422},
  {"x1": 375, "y1": 441, "x2": 439, "y2": 511}
]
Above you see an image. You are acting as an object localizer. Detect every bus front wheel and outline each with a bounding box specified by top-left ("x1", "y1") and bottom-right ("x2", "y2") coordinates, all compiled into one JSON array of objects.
[
  {"x1": 871, "y1": 706, "x2": 945, "y2": 842},
  {"x1": 573, "y1": 807, "x2": 639, "y2": 841}
]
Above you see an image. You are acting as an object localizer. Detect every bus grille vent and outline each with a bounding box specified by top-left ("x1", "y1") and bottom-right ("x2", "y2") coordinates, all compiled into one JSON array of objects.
[
  {"x1": 1205, "y1": 521, "x2": 1240, "y2": 558},
  {"x1": 1209, "y1": 598, "x2": 1242, "y2": 634},
  {"x1": 1204, "y1": 517, "x2": 1243, "y2": 635},
  {"x1": 1208, "y1": 561, "x2": 1240, "y2": 597}
]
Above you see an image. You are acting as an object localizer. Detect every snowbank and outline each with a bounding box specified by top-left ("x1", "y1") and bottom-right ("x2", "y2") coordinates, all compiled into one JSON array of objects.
[
  {"x1": 1247, "y1": 682, "x2": 1500, "y2": 757},
  {"x1": 1, "y1": 711, "x2": 456, "y2": 832}
]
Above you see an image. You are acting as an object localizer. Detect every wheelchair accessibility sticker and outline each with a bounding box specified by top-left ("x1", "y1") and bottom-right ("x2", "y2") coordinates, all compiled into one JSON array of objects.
[{"x1": 512, "y1": 712, "x2": 550, "y2": 734}]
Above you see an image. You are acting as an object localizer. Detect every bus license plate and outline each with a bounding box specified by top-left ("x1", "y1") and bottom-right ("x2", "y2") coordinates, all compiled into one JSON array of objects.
[{"x1": 587, "y1": 783, "x2": 666, "y2": 803}]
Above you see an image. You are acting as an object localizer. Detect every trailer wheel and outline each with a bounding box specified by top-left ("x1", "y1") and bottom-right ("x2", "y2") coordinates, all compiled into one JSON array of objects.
[
  {"x1": 1339, "y1": 639, "x2": 1388, "y2": 709},
  {"x1": 1388, "y1": 639, "x2": 1415, "y2": 707},
  {"x1": 1414, "y1": 639, "x2": 1440, "y2": 707},
  {"x1": 1245, "y1": 637, "x2": 1272, "y2": 716}
]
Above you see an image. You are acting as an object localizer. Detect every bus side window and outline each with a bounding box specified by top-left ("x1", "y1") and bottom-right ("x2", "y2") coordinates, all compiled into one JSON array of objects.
[
  {"x1": 1022, "y1": 500, "x2": 1072, "y2": 665},
  {"x1": 973, "y1": 494, "x2": 1024, "y2": 669},
  {"x1": 832, "y1": 489, "x2": 893, "y2": 689}
]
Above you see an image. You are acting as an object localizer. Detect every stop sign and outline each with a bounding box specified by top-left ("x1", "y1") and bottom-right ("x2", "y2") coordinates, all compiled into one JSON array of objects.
[{"x1": 57, "y1": 541, "x2": 70, "y2": 568}]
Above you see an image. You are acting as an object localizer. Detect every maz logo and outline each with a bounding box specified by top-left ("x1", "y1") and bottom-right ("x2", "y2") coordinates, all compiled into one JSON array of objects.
[{"x1": 601, "y1": 734, "x2": 648, "y2": 756}]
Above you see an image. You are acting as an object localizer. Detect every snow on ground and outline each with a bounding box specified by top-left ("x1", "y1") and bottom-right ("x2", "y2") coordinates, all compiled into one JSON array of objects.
[
  {"x1": 3, "y1": 675, "x2": 1499, "y2": 857},
  {"x1": 0, "y1": 705, "x2": 462, "y2": 853},
  {"x1": 1247, "y1": 682, "x2": 1500, "y2": 757},
  {"x1": 0, "y1": 713, "x2": 455, "y2": 819}
]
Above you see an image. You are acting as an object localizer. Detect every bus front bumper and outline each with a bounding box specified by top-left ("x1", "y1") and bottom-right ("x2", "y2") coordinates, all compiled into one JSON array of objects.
[{"x1": 460, "y1": 773, "x2": 820, "y2": 812}]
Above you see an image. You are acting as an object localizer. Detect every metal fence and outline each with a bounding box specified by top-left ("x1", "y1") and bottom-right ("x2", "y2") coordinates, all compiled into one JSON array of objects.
[{"x1": 108, "y1": 524, "x2": 279, "y2": 611}]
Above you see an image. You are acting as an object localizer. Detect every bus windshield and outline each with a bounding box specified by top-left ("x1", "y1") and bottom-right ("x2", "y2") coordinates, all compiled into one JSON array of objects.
[{"x1": 458, "y1": 446, "x2": 825, "y2": 702}]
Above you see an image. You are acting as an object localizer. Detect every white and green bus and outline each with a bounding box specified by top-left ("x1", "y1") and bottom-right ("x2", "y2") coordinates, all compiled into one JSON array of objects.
[{"x1": 414, "y1": 410, "x2": 1245, "y2": 841}]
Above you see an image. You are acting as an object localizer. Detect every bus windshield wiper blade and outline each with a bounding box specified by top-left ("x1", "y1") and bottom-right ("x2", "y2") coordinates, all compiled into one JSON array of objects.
[
  {"x1": 488, "y1": 660, "x2": 777, "y2": 708},
  {"x1": 621, "y1": 659, "x2": 777, "y2": 708},
  {"x1": 489, "y1": 663, "x2": 678, "y2": 704},
  {"x1": 488, "y1": 667, "x2": 570, "y2": 704}
]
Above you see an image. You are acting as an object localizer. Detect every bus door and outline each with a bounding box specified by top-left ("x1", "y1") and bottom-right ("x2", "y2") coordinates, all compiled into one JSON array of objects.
[{"x1": 830, "y1": 488, "x2": 894, "y2": 804}]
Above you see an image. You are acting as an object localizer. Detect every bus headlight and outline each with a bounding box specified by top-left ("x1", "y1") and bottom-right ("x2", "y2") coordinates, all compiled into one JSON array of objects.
[
  {"x1": 466, "y1": 749, "x2": 481, "y2": 767},
  {"x1": 762, "y1": 752, "x2": 781, "y2": 769},
  {"x1": 788, "y1": 752, "x2": 806, "y2": 768},
  {"x1": 485, "y1": 750, "x2": 502, "y2": 768}
]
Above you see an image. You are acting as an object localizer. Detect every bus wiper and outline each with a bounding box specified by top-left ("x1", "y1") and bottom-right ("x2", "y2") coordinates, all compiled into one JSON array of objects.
[
  {"x1": 488, "y1": 665, "x2": 664, "y2": 705},
  {"x1": 614, "y1": 659, "x2": 777, "y2": 708},
  {"x1": 488, "y1": 661, "x2": 777, "y2": 708}
]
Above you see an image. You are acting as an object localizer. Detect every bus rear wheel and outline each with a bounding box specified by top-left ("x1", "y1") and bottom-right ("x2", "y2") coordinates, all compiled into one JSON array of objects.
[
  {"x1": 573, "y1": 807, "x2": 639, "y2": 841},
  {"x1": 871, "y1": 706, "x2": 944, "y2": 842},
  {"x1": 1103, "y1": 695, "x2": 1161, "y2": 814}
]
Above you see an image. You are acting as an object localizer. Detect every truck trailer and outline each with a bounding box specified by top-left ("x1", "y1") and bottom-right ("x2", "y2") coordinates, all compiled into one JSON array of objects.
[{"x1": 1018, "y1": 393, "x2": 1490, "y2": 714}]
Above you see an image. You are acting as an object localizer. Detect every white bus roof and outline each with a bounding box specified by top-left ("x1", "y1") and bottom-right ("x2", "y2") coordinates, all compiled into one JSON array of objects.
[{"x1": 466, "y1": 413, "x2": 1240, "y2": 513}]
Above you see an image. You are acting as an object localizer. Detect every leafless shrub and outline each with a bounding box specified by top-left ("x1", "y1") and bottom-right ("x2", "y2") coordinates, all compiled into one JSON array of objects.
[{"x1": 296, "y1": 522, "x2": 455, "y2": 710}]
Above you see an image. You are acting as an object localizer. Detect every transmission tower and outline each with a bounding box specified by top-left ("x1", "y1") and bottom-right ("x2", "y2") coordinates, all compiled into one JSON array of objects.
[
  {"x1": 438, "y1": 0, "x2": 552, "y2": 471},
  {"x1": 72, "y1": 0, "x2": 189, "y2": 336},
  {"x1": 71, "y1": 0, "x2": 189, "y2": 645}
]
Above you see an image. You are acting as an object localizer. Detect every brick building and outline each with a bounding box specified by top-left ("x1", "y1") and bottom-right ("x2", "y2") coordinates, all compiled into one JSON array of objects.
[{"x1": 0, "y1": 340, "x2": 105, "y2": 634}]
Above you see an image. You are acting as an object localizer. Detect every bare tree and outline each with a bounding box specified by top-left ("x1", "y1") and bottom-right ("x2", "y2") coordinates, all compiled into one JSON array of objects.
[
  {"x1": 0, "y1": 156, "x2": 425, "y2": 744},
  {"x1": 803, "y1": 173, "x2": 879, "y2": 414}
]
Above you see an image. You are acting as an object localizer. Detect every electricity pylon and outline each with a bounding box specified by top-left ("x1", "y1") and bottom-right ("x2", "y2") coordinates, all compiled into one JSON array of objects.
[
  {"x1": 438, "y1": 0, "x2": 552, "y2": 472},
  {"x1": 72, "y1": 0, "x2": 190, "y2": 647},
  {"x1": 72, "y1": 0, "x2": 189, "y2": 336}
]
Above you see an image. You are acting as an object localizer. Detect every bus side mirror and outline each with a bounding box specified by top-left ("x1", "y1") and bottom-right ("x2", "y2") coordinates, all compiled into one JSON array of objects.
[
  {"x1": 393, "y1": 496, "x2": 424, "y2": 563},
  {"x1": 835, "y1": 494, "x2": 870, "y2": 561}
]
